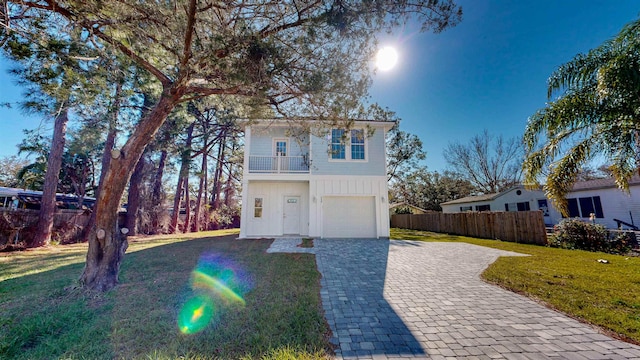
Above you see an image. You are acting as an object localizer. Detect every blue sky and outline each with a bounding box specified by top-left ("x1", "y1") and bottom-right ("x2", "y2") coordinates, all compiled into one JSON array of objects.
[
  {"x1": 370, "y1": 0, "x2": 639, "y2": 171},
  {"x1": 0, "y1": 0, "x2": 638, "y2": 172}
]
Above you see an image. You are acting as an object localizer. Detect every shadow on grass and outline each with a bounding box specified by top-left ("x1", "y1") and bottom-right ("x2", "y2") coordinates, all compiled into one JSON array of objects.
[
  {"x1": 314, "y1": 239, "x2": 425, "y2": 357},
  {"x1": 0, "y1": 234, "x2": 331, "y2": 359}
]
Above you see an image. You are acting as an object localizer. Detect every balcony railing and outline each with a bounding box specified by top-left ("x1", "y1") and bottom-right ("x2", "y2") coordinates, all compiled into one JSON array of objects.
[{"x1": 248, "y1": 155, "x2": 310, "y2": 174}]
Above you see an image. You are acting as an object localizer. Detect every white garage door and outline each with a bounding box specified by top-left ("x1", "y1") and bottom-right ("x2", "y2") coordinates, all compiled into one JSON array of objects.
[{"x1": 322, "y1": 196, "x2": 376, "y2": 238}]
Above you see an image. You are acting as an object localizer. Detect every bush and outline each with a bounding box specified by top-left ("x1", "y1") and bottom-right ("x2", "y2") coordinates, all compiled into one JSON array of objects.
[
  {"x1": 551, "y1": 218, "x2": 635, "y2": 254},
  {"x1": 552, "y1": 218, "x2": 609, "y2": 252},
  {"x1": 608, "y1": 231, "x2": 636, "y2": 255}
]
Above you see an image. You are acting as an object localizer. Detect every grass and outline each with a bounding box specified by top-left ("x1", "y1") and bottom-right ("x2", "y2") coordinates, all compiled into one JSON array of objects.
[
  {"x1": 0, "y1": 229, "x2": 332, "y2": 359},
  {"x1": 391, "y1": 228, "x2": 640, "y2": 345},
  {"x1": 298, "y1": 238, "x2": 314, "y2": 248}
]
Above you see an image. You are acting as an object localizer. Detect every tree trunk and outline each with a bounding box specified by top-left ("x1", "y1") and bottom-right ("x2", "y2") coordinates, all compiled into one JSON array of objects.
[
  {"x1": 183, "y1": 175, "x2": 191, "y2": 233},
  {"x1": 170, "y1": 176, "x2": 184, "y2": 233},
  {"x1": 80, "y1": 88, "x2": 182, "y2": 292},
  {"x1": 211, "y1": 130, "x2": 227, "y2": 210},
  {"x1": 31, "y1": 107, "x2": 68, "y2": 248},
  {"x1": 170, "y1": 122, "x2": 195, "y2": 233},
  {"x1": 126, "y1": 154, "x2": 146, "y2": 235},
  {"x1": 80, "y1": 83, "x2": 121, "y2": 243},
  {"x1": 150, "y1": 149, "x2": 167, "y2": 234},
  {"x1": 192, "y1": 150, "x2": 207, "y2": 232}
]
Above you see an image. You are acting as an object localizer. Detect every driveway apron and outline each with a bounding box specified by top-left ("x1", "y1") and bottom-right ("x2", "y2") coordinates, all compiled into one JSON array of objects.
[{"x1": 269, "y1": 238, "x2": 640, "y2": 359}]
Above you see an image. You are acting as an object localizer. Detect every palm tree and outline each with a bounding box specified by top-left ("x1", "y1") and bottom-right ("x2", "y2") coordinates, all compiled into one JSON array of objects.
[{"x1": 523, "y1": 18, "x2": 640, "y2": 215}]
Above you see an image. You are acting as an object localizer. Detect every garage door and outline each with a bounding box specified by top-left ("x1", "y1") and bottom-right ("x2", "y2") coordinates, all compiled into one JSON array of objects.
[{"x1": 322, "y1": 196, "x2": 376, "y2": 238}]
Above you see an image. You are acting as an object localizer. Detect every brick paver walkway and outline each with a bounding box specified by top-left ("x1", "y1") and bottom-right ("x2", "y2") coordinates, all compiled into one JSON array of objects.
[{"x1": 268, "y1": 238, "x2": 640, "y2": 359}]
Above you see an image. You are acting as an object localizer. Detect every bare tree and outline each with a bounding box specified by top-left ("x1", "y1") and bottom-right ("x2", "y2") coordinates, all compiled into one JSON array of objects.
[{"x1": 444, "y1": 130, "x2": 523, "y2": 194}]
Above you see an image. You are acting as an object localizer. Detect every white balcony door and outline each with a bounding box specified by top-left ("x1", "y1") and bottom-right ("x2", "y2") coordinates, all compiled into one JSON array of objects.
[
  {"x1": 273, "y1": 139, "x2": 288, "y2": 156},
  {"x1": 283, "y1": 196, "x2": 301, "y2": 234}
]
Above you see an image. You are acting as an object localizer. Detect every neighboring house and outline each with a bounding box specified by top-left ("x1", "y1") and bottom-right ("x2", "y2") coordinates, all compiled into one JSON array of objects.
[
  {"x1": 440, "y1": 178, "x2": 640, "y2": 229},
  {"x1": 565, "y1": 177, "x2": 640, "y2": 230},
  {"x1": 239, "y1": 119, "x2": 394, "y2": 239},
  {"x1": 389, "y1": 202, "x2": 429, "y2": 215},
  {"x1": 440, "y1": 186, "x2": 562, "y2": 226}
]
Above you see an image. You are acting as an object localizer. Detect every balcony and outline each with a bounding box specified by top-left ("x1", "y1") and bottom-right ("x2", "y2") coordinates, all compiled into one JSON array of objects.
[{"x1": 248, "y1": 155, "x2": 310, "y2": 174}]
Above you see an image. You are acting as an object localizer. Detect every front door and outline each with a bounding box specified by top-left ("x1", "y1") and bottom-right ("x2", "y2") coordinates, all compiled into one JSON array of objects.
[{"x1": 283, "y1": 196, "x2": 300, "y2": 234}]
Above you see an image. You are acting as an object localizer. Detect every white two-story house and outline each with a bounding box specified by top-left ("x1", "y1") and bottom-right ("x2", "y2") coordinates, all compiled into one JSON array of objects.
[{"x1": 239, "y1": 119, "x2": 394, "y2": 239}]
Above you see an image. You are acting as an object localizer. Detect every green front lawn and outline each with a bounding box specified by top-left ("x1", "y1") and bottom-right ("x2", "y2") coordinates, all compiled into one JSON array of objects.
[
  {"x1": 0, "y1": 230, "x2": 332, "y2": 359},
  {"x1": 391, "y1": 228, "x2": 640, "y2": 345}
]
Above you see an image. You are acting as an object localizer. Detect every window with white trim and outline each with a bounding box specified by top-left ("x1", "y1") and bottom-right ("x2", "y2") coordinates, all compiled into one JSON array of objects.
[
  {"x1": 254, "y1": 197, "x2": 263, "y2": 218},
  {"x1": 273, "y1": 139, "x2": 288, "y2": 156},
  {"x1": 329, "y1": 128, "x2": 366, "y2": 161},
  {"x1": 330, "y1": 129, "x2": 345, "y2": 159}
]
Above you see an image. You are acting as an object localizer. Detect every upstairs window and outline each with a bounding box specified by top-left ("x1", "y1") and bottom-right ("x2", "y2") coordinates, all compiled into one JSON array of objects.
[
  {"x1": 330, "y1": 129, "x2": 346, "y2": 159},
  {"x1": 351, "y1": 129, "x2": 365, "y2": 160},
  {"x1": 273, "y1": 139, "x2": 289, "y2": 156},
  {"x1": 330, "y1": 128, "x2": 366, "y2": 161}
]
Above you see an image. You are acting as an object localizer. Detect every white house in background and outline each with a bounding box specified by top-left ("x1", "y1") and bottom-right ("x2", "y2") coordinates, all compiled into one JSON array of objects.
[
  {"x1": 440, "y1": 177, "x2": 640, "y2": 229},
  {"x1": 239, "y1": 119, "x2": 394, "y2": 239},
  {"x1": 440, "y1": 186, "x2": 563, "y2": 226}
]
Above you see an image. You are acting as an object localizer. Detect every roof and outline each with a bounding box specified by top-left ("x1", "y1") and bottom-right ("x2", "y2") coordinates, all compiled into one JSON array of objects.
[
  {"x1": 571, "y1": 175, "x2": 640, "y2": 191},
  {"x1": 241, "y1": 118, "x2": 397, "y2": 129},
  {"x1": 440, "y1": 192, "x2": 501, "y2": 205},
  {"x1": 440, "y1": 185, "x2": 544, "y2": 205},
  {"x1": 441, "y1": 176, "x2": 640, "y2": 206}
]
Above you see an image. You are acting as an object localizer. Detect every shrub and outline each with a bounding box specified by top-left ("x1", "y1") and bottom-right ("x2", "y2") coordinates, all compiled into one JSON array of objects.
[
  {"x1": 551, "y1": 218, "x2": 636, "y2": 254},
  {"x1": 608, "y1": 231, "x2": 636, "y2": 255},
  {"x1": 551, "y1": 218, "x2": 609, "y2": 252}
]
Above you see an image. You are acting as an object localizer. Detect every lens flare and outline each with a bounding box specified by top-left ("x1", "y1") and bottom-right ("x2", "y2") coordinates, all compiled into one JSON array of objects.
[
  {"x1": 192, "y1": 271, "x2": 246, "y2": 305},
  {"x1": 178, "y1": 295, "x2": 215, "y2": 334},
  {"x1": 177, "y1": 252, "x2": 252, "y2": 334}
]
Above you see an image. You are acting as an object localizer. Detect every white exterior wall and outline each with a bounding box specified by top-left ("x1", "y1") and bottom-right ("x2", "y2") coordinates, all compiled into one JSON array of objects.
[
  {"x1": 309, "y1": 128, "x2": 386, "y2": 176},
  {"x1": 240, "y1": 181, "x2": 310, "y2": 237},
  {"x1": 240, "y1": 121, "x2": 392, "y2": 239},
  {"x1": 441, "y1": 188, "x2": 563, "y2": 226},
  {"x1": 566, "y1": 186, "x2": 640, "y2": 229},
  {"x1": 309, "y1": 176, "x2": 389, "y2": 238}
]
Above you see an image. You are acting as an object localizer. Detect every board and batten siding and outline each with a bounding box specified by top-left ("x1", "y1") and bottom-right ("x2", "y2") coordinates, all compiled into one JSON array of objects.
[
  {"x1": 309, "y1": 127, "x2": 386, "y2": 176},
  {"x1": 242, "y1": 181, "x2": 310, "y2": 237},
  {"x1": 249, "y1": 127, "x2": 309, "y2": 157},
  {"x1": 308, "y1": 176, "x2": 389, "y2": 238},
  {"x1": 568, "y1": 186, "x2": 640, "y2": 229}
]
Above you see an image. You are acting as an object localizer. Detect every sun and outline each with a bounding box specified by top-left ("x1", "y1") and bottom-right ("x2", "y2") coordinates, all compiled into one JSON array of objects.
[{"x1": 376, "y1": 46, "x2": 398, "y2": 71}]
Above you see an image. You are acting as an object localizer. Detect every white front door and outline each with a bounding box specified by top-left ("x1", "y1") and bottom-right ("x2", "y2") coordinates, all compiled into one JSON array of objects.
[{"x1": 283, "y1": 196, "x2": 301, "y2": 234}]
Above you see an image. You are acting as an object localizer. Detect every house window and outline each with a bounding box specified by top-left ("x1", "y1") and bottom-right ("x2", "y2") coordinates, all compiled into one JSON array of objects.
[
  {"x1": 566, "y1": 198, "x2": 580, "y2": 217},
  {"x1": 351, "y1": 129, "x2": 365, "y2": 160},
  {"x1": 330, "y1": 129, "x2": 346, "y2": 159},
  {"x1": 254, "y1": 197, "x2": 263, "y2": 218},
  {"x1": 537, "y1": 199, "x2": 549, "y2": 216},
  {"x1": 565, "y1": 197, "x2": 604, "y2": 218},
  {"x1": 460, "y1": 206, "x2": 472, "y2": 212},
  {"x1": 578, "y1": 196, "x2": 604, "y2": 218},
  {"x1": 274, "y1": 139, "x2": 288, "y2": 156},
  {"x1": 330, "y1": 128, "x2": 366, "y2": 161},
  {"x1": 475, "y1": 204, "x2": 491, "y2": 211},
  {"x1": 505, "y1": 202, "x2": 531, "y2": 211}
]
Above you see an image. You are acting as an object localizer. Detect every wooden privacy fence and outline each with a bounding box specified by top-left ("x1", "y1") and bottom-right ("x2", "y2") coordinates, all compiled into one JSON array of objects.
[{"x1": 391, "y1": 211, "x2": 548, "y2": 245}]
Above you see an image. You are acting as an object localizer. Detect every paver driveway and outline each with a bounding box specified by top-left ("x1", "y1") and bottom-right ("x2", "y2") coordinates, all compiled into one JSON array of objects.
[{"x1": 268, "y1": 238, "x2": 640, "y2": 359}]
